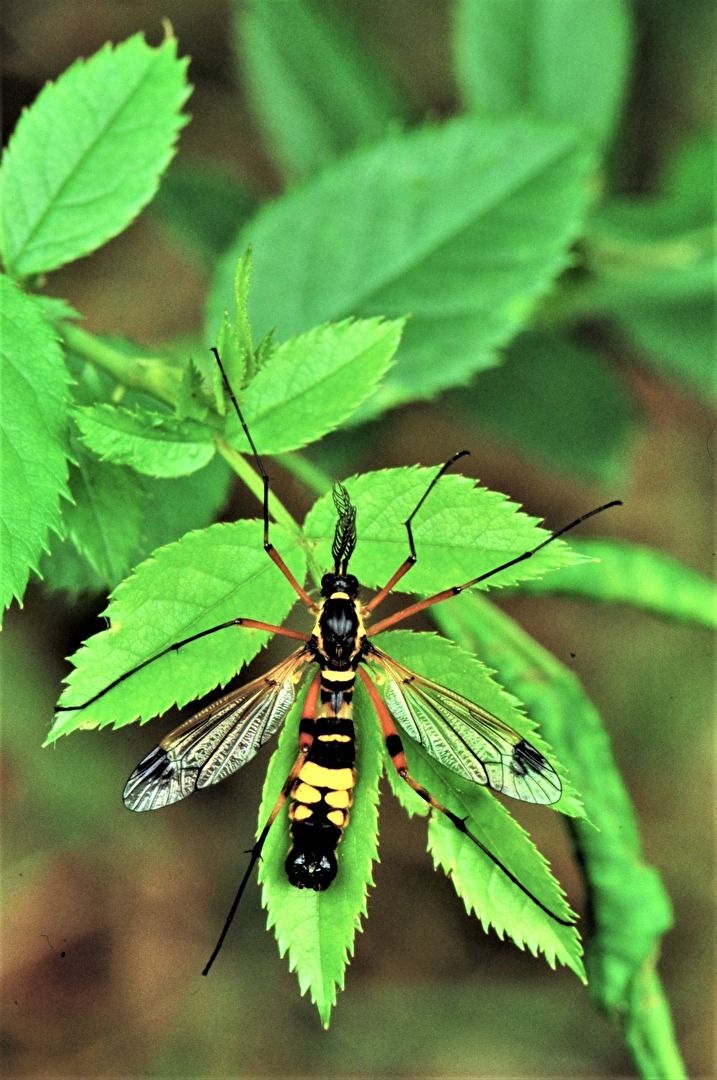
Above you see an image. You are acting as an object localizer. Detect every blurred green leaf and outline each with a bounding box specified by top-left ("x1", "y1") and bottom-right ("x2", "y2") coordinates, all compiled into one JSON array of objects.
[
  {"x1": 519, "y1": 538, "x2": 716, "y2": 628},
  {"x1": 152, "y1": 158, "x2": 256, "y2": 266},
  {"x1": 0, "y1": 33, "x2": 190, "y2": 278},
  {"x1": 240, "y1": 317, "x2": 405, "y2": 454},
  {"x1": 0, "y1": 277, "x2": 70, "y2": 618},
  {"x1": 303, "y1": 466, "x2": 581, "y2": 598},
  {"x1": 41, "y1": 532, "x2": 109, "y2": 596},
  {"x1": 588, "y1": 132, "x2": 716, "y2": 402},
  {"x1": 260, "y1": 679, "x2": 382, "y2": 1027},
  {"x1": 453, "y1": 0, "x2": 632, "y2": 146},
  {"x1": 209, "y1": 115, "x2": 594, "y2": 416},
  {"x1": 605, "y1": 292, "x2": 714, "y2": 402},
  {"x1": 458, "y1": 331, "x2": 640, "y2": 488},
  {"x1": 433, "y1": 592, "x2": 682, "y2": 1077},
  {"x1": 74, "y1": 403, "x2": 216, "y2": 478},
  {"x1": 236, "y1": 0, "x2": 409, "y2": 178},
  {"x1": 139, "y1": 453, "x2": 231, "y2": 552},
  {"x1": 49, "y1": 520, "x2": 306, "y2": 737}
]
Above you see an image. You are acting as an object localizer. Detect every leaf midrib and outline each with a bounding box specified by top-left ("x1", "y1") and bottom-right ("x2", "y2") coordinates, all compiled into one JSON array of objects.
[
  {"x1": 249, "y1": 121, "x2": 581, "y2": 326},
  {"x1": 16, "y1": 52, "x2": 160, "y2": 265}
]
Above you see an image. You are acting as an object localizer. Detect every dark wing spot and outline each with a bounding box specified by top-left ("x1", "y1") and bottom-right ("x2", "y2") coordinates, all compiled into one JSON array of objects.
[
  {"x1": 137, "y1": 745, "x2": 174, "y2": 781},
  {"x1": 511, "y1": 739, "x2": 547, "y2": 777}
]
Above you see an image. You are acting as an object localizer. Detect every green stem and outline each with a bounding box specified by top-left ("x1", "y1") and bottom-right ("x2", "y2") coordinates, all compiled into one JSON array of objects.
[
  {"x1": 62, "y1": 322, "x2": 323, "y2": 569},
  {"x1": 61, "y1": 323, "x2": 182, "y2": 406},
  {"x1": 278, "y1": 452, "x2": 334, "y2": 498},
  {"x1": 216, "y1": 439, "x2": 300, "y2": 536},
  {"x1": 626, "y1": 961, "x2": 688, "y2": 1080}
]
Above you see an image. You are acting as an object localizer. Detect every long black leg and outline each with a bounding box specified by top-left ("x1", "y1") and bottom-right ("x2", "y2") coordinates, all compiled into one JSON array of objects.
[
  {"x1": 365, "y1": 450, "x2": 470, "y2": 612},
  {"x1": 212, "y1": 347, "x2": 315, "y2": 608},
  {"x1": 56, "y1": 619, "x2": 309, "y2": 712},
  {"x1": 202, "y1": 671, "x2": 321, "y2": 974},
  {"x1": 368, "y1": 500, "x2": 622, "y2": 635},
  {"x1": 359, "y1": 669, "x2": 574, "y2": 927}
]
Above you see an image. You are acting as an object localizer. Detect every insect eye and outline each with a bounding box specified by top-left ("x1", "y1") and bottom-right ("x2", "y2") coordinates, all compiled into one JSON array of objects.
[
  {"x1": 321, "y1": 573, "x2": 335, "y2": 595},
  {"x1": 345, "y1": 575, "x2": 359, "y2": 595}
]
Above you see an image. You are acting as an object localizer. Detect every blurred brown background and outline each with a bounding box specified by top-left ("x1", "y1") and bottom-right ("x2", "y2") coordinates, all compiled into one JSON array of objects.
[{"x1": 1, "y1": 1, "x2": 714, "y2": 1076}]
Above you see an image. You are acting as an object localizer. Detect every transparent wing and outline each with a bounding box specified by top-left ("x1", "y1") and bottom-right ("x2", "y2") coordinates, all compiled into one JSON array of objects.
[
  {"x1": 368, "y1": 647, "x2": 561, "y2": 805},
  {"x1": 123, "y1": 647, "x2": 313, "y2": 812}
]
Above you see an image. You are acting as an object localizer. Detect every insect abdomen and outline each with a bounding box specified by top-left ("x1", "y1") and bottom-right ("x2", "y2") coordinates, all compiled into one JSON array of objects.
[{"x1": 286, "y1": 712, "x2": 356, "y2": 890}]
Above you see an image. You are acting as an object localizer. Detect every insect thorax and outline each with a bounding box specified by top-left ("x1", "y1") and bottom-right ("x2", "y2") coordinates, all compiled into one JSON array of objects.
[{"x1": 313, "y1": 588, "x2": 366, "y2": 672}]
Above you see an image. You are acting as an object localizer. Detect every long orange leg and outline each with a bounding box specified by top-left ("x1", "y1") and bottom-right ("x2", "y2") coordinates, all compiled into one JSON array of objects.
[
  {"x1": 364, "y1": 451, "x2": 470, "y2": 612},
  {"x1": 368, "y1": 500, "x2": 621, "y2": 635},
  {"x1": 203, "y1": 671, "x2": 321, "y2": 975},
  {"x1": 358, "y1": 668, "x2": 574, "y2": 926}
]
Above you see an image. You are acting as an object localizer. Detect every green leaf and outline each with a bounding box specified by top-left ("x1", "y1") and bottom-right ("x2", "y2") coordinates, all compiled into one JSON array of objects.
[
  {"x1": 0, "y1": 276, "x2": 70, "y2": 617},
  {"x1": 236, "y1": 0, "x2": 409, "y2": 178},
  {"x1": 376, "y1": 632, "x2": 583, "y2": 976},
  {"x1": 208, "y1": 115, "x2": 594, "y2": 416},
  {"x1": 74, "y1": 403, "x2": 216, "y2": 478},
  {"x1": 231, "y1": 248, "x2": 255, "y2": 376},
  {"x1": 588, "y1": 132, "x2": 716, "y2": 402},
  {"x1": 260, "y1": 678, "x2": 382, "y2": 1027},
  {"x1": 41, "y1": 453, "x2": 232, "y2": 597},
  {"x1": 0, "y1": 33, "x2": 190, "y2": 278},
  {"x1": 303, "y1": 466, "x2": 581, "y2": 598},
  {"x1": 457, "y1": 331, "x2": 640, "y2": 488},
  {"x1": 453, "y1": 0, "x2": 632, "y2": 146},
  {"x1": 433, "y1": 594, "x2": 675, "y2": 1024},
  {"x1": 49, "y1": 520, "x2": 306, "y2": 739},
  {"x1": 519, "y1": 538, "x2": 717, "y2": 629},
  {"x1": 31, "y1": 295, "x2": 82, "y2": 326},
  {"x1": 139, "y1": 452, "x2": 232, "y2": 552},
  {"x1": 213, "y1": 315, "x2": 242, "y2": 414},
  {"x1": 176, "y1": 353, "x2": 217, "y2": 424},
  {"x1": 60, "y1": 438, "x2": 145, "y2": 585},
  {"x1": 239, "y1": 317, "x2": 405, "y2": 454},
  {"x1": 604, "y1": 293, "x2": 714, "y2": 402},
  {"x1": 40, "y1": 532, "x2": 109, "y2": 597},
  {"x1": 151, "y1": 157, "x2": 256, "y2": 265},
  {"x1": 214, "y1": 248, "x2": 255, "y2": 395}
]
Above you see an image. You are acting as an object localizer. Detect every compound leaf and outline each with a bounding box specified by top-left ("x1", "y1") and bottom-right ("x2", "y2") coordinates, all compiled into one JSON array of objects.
[
  {"x1": 378, "y1": 631, "x2": 583, "y2": 976},
  {"x1": 434, "y1": 593, "x2": 676, "y2": 1053}
]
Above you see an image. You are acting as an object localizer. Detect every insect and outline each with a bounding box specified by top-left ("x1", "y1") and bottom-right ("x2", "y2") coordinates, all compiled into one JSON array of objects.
[{"x1": 57, "y1": 348, "x2": 620, "y2": 974}]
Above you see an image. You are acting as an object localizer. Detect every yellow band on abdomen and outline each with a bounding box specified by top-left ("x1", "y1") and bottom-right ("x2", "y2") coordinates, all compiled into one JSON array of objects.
[
  {"x1": 299, "y1": 761, "x2": 355, "y2": 791},
  {"x1": 292, "y1": 782, "x2": 321, "y2": 804}
]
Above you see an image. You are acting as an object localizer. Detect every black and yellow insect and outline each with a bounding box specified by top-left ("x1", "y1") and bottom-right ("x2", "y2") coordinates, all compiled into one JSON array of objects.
[{"x1": 58, "y1": 348, "x2": 619, "y2": 974}]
